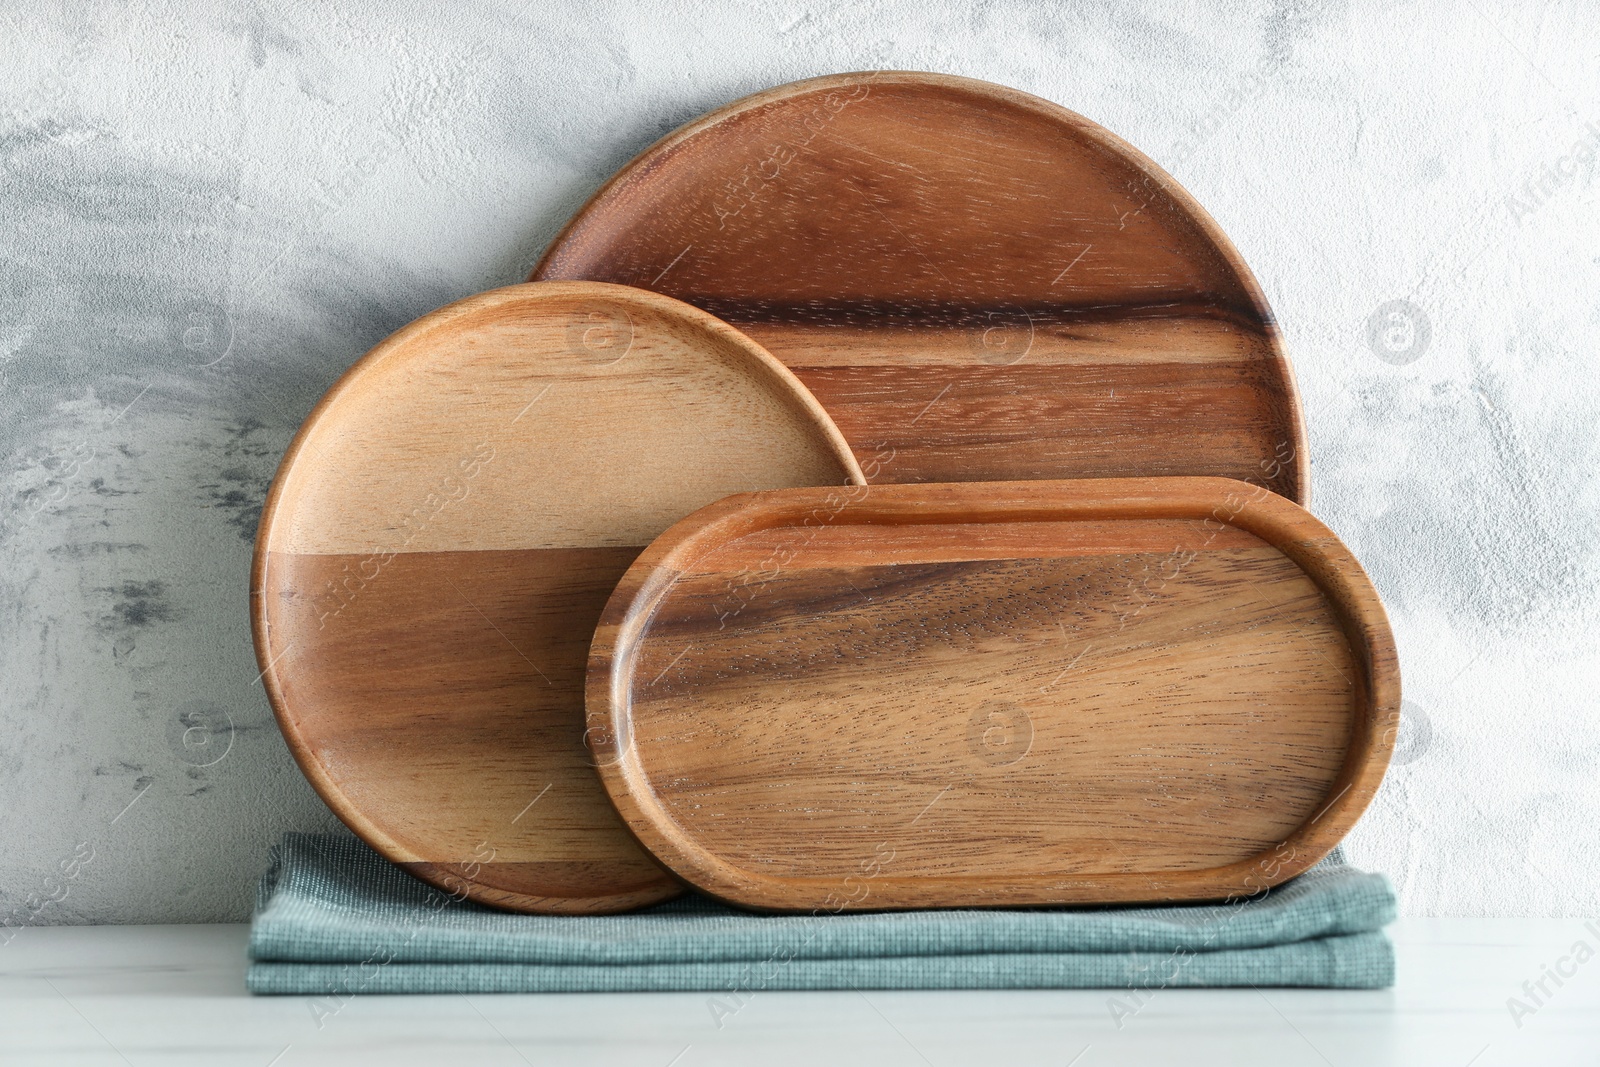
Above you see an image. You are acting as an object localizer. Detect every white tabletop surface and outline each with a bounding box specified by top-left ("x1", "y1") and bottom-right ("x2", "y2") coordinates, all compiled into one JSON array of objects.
[{"x1": 1, "y1": 918, "x2": 1596, "y2": 1066}]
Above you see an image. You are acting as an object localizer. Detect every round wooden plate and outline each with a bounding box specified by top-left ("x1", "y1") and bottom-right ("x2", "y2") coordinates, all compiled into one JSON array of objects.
[
  {"x1": 533, "y1": 72, "x2": 1308, "y2": 503},
  {"x1": 588, "y1": 477, "x2": 1397, "y2": 911},
  {"x1": 252, "y1": 281, "x2": 865, "y2": 914}
]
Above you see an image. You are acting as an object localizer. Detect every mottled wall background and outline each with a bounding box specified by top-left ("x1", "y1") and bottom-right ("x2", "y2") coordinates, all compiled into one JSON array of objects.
[{"x1": 2, "y1": 0, "x2": 1596, "y2": 923}]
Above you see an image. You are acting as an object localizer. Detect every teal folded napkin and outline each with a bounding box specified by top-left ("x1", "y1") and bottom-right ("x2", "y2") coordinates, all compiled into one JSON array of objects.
[{"x1": 247, "y1": 833, "x2": 1395, "y2": 994}]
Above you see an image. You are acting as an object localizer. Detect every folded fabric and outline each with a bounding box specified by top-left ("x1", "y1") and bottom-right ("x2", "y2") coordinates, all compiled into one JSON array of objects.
[{"x1": 247, "y1": 833, "x2": 1395, "y2": 994}]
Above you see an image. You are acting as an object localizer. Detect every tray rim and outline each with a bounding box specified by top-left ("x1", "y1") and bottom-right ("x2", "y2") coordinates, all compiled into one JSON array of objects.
[
  {"x1": 250, "y1": 279, "x2": 865, "y2": 914},
  {"x1": 587, "y1": 475, "x2": 1398, "y2": 911},
  {"x1": 531, "y1": 70, "x2": 1311, "y2": 506}
]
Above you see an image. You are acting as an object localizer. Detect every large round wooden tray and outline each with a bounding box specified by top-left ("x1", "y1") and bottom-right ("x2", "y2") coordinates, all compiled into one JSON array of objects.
[{"x1": 534, "y1": 72, "x2": 1308, "y2": 502}]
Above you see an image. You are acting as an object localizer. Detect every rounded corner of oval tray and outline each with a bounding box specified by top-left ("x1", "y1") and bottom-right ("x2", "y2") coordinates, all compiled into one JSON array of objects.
[{"x1": 585, "y1": 476, "x2": 1398, "y2": 911}]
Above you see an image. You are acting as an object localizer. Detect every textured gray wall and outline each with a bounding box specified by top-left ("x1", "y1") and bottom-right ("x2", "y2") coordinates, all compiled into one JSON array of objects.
[{"x1": 2, "y1": 0, "x2": 1596, "y2": 923}]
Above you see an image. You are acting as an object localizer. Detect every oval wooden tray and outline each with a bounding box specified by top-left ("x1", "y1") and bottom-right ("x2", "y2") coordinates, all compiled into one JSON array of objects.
[
  {"x1": 534, "y1": 72, "x2": 1307, "y2": 503},
  {"x1": 252, "y1": 281, "x2": 864, "y2": 914},
  {"x1": 588, "y1": 477, "x2": 1397, "y2": 911}
]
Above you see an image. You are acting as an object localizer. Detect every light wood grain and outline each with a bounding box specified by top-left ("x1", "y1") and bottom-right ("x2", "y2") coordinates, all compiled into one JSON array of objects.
[
  {"x1": 252, "y1": 281, "x2": 865, "y2": 914},
  {"x1": 588, "y1": 477, "x2": 1398, "y2": 911},
  {"x1": 534, "y1": 72, "x2": 1308, "y2": 501}
]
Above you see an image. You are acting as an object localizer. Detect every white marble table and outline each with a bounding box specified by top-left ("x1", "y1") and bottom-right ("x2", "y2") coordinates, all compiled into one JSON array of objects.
[{"x1": 1, "y1": 919, "x2": 1595, "y2": 1065}]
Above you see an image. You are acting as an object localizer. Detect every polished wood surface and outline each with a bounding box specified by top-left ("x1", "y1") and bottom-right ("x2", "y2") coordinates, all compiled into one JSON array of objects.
[
  {"x1": 534, "y1": 72, "x2": 1308, "y2": 502},
  {"x1": 252, "y1": 281, "x2": 865, "y2": 913},
  {"x1": 588, "y1": 478, "x2": 1397, "y2": 911}
]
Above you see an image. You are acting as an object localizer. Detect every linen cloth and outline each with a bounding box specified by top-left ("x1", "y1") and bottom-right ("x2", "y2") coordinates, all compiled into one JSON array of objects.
[{"x1": 247, "y1": 833, "x2": 1395, "y2": 994}]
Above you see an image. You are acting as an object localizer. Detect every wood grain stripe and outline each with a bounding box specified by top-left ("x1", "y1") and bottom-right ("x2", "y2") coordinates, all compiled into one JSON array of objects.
[
  {"x1": 732, "y1": 315, "x2": 1273, "y2": 370},
  {"x1": 681, "y1": 518, "x2": 1263, "y2": 572},
  {"x1": 794, "y1": 363, "x2": 1296, "y2": 488}
]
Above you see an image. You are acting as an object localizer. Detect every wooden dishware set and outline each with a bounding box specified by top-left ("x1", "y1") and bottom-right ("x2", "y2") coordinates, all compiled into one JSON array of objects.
[{"x1": 252, "y1": 73, "x2": 1399, "y2": 916}]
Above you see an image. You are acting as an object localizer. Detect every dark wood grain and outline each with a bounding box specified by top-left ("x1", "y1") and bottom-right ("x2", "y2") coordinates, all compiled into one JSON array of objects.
[
  {"x1": 534, "y1": 72, "x2": 1307, "y2": 500},
  {"x1": 587, "y1": 477, "x2": 1398, "y2": 911}
]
